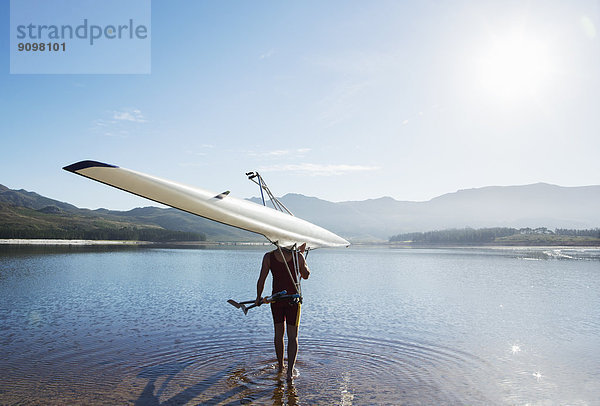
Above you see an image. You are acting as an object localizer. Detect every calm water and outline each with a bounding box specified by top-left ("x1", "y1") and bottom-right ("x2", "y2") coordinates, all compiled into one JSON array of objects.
[{"x1": 0, "y1": 245, "x2": 599, "y2": 405}]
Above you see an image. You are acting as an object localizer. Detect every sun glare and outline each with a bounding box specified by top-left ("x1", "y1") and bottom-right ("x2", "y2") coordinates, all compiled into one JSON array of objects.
[{"x1": 476, "y1": 31, "x2": 553, "y2": 102}]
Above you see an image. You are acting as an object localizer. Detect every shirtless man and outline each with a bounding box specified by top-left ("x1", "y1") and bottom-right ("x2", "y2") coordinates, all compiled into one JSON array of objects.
[{"x1": 255, "y1": 246, "x2": 310, "y2": 381}]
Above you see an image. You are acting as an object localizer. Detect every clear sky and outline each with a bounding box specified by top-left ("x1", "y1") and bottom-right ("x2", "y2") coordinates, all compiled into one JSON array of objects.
[{"x1": 1, "y1": 0, "x2": 599, "y2": 210}]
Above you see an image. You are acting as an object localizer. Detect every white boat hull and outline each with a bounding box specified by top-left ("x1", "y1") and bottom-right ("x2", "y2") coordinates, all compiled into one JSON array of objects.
[{"x1": 63, "y1": 161, "x2": 350, "y2": 249}]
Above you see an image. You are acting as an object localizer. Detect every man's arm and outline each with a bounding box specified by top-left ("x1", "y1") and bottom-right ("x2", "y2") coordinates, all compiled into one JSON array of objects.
[
  {"x1": 299, "y1": 253, "x2": 310, "y2": 280},
  {"x1": 256, "y1": 253, "x2": 270, "y2": 304}
]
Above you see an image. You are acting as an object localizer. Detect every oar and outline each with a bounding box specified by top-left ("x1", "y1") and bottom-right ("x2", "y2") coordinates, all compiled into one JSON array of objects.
[
  {"x1": 227, "y1": 290, "x2": 288, "y2": 315},
  {"x1": 226, "y1": 299, "x2": 255, "y2": 309}
]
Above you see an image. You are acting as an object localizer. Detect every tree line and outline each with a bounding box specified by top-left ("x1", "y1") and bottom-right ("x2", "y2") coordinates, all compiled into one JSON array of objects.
[
  {"x1": 0, "y1": 226, "x2": 206, "y2": 242},
  {"x1": 389, "y1": 227, "x2": 600, "y2": 244},
  {"x1": 554, "y1": 228, "x2": 600, "y2": 237}
]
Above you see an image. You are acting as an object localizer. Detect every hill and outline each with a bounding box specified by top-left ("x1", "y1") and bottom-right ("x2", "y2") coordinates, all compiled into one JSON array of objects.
[
  {"x1": 0, "y1": 186, "x2": 207, "y2": 242},
  {"x1": 1, "y1": 182, "x2": 599, "y2": 243},
  {"x1": 272, "y1": 183, "x2": 600, "y2": 241}
]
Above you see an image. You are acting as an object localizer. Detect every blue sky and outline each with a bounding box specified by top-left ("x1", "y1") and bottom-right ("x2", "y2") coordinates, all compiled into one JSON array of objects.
[{"x1": 1, "y1": 0, "x2": 599, "y2": 210}]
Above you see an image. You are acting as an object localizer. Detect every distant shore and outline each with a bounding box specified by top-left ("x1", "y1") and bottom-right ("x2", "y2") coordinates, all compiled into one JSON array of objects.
[
  {"x1": 388, "y1": 241, "x2": 600, "y2": 248},
  {"x1": 0, "y1": 239, "x2": 271, "y2": 247},
  {"x1": 1, "y1": 239, "x2": 599, "y2": 249},
  {"x1": 0, "y1": 239, "x2": 152, "y2": 246}
]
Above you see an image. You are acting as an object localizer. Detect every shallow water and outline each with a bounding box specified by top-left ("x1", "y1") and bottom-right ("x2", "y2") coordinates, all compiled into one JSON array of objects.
[{"x1": 0, "y1": 245, "x2": 599, "y2": 405}]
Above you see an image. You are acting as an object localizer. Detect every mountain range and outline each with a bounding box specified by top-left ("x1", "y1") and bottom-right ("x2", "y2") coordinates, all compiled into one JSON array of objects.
[
  {"x1": 275, "y1": 183, "x2": 600, "y2": 241},
  {"x1": 1, "y1": 182, "x2": 599, "y2": 242}
]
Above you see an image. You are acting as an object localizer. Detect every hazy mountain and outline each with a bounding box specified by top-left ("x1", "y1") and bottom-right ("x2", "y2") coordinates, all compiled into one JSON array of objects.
[
  {"x1": 1, "y1": 182, "x2": 598, "y2": 242},
  {"x1": 271, "y1": 183, "x2": 600, "y2": 241}
]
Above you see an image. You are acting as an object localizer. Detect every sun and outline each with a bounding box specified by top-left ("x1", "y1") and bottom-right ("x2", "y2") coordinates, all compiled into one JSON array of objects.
[{"x1": 476, "y1": 30, "x2": 554, "y2": 102}]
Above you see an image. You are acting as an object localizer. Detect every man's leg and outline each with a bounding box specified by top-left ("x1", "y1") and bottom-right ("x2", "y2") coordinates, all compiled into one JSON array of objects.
[
  {"x1": 274, "y1": 322, "x2": 285, "y2": 371},
  {"x1": 286, "y1": 323, "x2": 299, "y2": 381}
]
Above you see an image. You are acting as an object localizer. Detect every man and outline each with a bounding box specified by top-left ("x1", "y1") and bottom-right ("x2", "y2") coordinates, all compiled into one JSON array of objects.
[{"x1": 255, "y1": 245, "x2": 310, "y2": 382}]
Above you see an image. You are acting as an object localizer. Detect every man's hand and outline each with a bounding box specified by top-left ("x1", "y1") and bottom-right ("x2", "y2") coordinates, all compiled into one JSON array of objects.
[
  {"x1": 255, "y1": 297, "x2": 263, "y2": 306},
  {"x1": 301, "y1": 267, "x2": 310, "y2": 279}
]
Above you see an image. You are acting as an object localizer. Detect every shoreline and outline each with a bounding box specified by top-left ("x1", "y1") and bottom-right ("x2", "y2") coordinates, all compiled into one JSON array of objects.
[
  {"x1": 1, "y1": 239, "x2": 598, "y2": 250},
  {"x1": 387, "y1": 244, "x2": 600, "y2": 251},
  {"x1": 0, "y1": 239, "x2": 153, "y2": 246},
  {"x1": 0, "y1": 239, "x2": 271, "y2": 247}
]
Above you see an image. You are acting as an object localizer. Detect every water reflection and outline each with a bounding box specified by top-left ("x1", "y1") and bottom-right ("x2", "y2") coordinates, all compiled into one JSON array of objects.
[
  {"x1": 136, "y1": 361, "x2": 194, "y2": 405},
  {"x1": 122, "y1": 330, "x2": 490, "y2": 404},
  {"x1": 1, "y1": 246, "x2": 599, "y2": 404},
  {"x1": 132, "y1": 360, "x2": 302, "y2": 405}
]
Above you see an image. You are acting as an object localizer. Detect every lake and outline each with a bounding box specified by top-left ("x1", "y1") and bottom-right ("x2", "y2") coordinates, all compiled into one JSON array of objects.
[{"x1": 1, "y1": 245, "x2": 598, "y2": 405}]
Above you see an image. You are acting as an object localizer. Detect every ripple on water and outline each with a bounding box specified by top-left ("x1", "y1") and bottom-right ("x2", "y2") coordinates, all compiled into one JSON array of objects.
[
  {"x1": 120, "y1": 331, "x2": 495, "y2": 405},
  {"x1": 2, "y1": 325, "x2": 498, "y2": 404}
]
